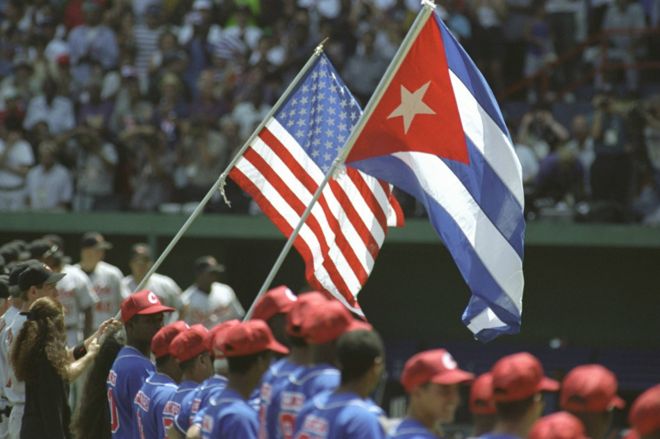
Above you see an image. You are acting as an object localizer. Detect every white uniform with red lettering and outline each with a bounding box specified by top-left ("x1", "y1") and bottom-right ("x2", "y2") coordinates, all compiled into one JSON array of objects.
[
  {"x1": 181, "y1": 282, "x2": 244, "y2": 328},
  {"x1": 57, "y1": 264, "x2": 99, "y2": 346},
  {"x1": 0, "y1": 306, "x2": 19, "y2": 439},
  {"x1": 2, "y1": 313, "x2": 26, "y2": 439},
  {"x1": 77, "y1": 261, "x2": 127, "y2": 328}
]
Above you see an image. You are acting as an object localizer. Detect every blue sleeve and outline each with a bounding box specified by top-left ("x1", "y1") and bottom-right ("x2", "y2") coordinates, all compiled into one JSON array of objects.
[
  {"x1": 174, "y1": 392, "x2": 194, "y2": 433},
  {"x1": 219, "y1": 413, "x2": 258, "y2": 439},
  {"x1": 309, "y1": 372, "x2": 340, "y2": 395},
  {"x1": 345, "y1": 409, "x2": 386, "y2": 439}
]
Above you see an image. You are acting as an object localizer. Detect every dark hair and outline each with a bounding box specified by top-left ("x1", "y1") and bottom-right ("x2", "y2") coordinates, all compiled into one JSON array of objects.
[
  {"x1": 337, "y1": 330, "x2": 384, "y2": 384},
  {"x1": 156, "y1": 354, "x2": 172, "y2": 369},
  {"x1": 71, "y1": 334, "x2": 124, "y2": 439},
  {"x1": 287, "y1": 334, "x2": 307, "y2": 348},
  {"x1": 227, "y1": 352, "x2": 269, "y2": 375},
  {"x1": 495, "y1": 395, "x2": 537, "y2": 421},
  {"x1": 11, "y1": 297, "x2": 67, "y2": 381}
]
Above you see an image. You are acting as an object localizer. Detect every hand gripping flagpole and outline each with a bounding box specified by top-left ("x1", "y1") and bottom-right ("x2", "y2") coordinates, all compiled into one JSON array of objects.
[
  {"x1": 130, "y1": 41, "x2": 329, "y2": 300},
  {"x1": 244, "y1": 1, "x2": 436, "y2": 319}
]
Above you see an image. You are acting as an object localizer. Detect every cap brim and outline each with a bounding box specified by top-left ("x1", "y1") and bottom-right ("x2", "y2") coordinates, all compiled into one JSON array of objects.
[
  {"x1": 267, "y1": 339, "x2": 289, "y2": 355},
  {"x1": 432, "y1": 369, "x2": 475, "y2": 385},
  {"x1": 136, "y1": 304, "x2": 175, "y2": 316},
  {"x1": 45, "y1": 272, "x2": 66, "y2": 284},
  {"x1": 538, "y1": 377, "x2": 560, "y2": 392}
]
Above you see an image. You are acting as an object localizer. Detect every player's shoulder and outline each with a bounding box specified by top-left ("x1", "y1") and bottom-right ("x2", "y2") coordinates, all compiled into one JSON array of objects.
[
  {"x1": 98, "y1": 261, "x2": 124, "y2": 278},
  {"x1": 210, "y1": 282, "x2": 236, "y2": 297},
  {"x1": 113, "y1": 347, "x2": 153, "y2": 369}
]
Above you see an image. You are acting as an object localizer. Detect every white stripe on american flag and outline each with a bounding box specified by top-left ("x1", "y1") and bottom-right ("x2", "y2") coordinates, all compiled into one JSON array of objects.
[
  {"x1": 250, "y1": 136, "x2": 376, "y2": 276},
  {"x1": 233, "y1": 156, "x2": 363, "y2": 295},
  {"x1": 232, "y1": 116, "x2": 400, "y2": 301},
  {"x1": 268, "y1": 119, "x2": 389, "y2": 249}
]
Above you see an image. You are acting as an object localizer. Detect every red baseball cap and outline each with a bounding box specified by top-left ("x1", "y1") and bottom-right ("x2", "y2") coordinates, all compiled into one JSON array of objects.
[
  {"x1": 629, "y1": 384, "x2": 660, "y2": 436},
  {"x1": 401, "y1": 349, "x2": 474, "y2": 393},
  {"x1": 220, "y1": 320, "x2": 289, "y2": 357},
  {"x1": 470, "y1": 373, "x2": 496, "y2": 415},
  {"x1": 251, "y1": 286, "x2": 297, "y2": 322},
  {"x1": 560, "y1": 364, "x2": 625, "y2": 413},
  {"x1": 529, "y1": 412, "x2": 588, "y2": 439},
  {"x1": 120, "y1": 290, "x2": 174, "y2": 323},
  {"x1": 491, "y1": 352, "x2": 559, "y2": 402},
  {"x1": 301, "y1": 300, "x2": 352, "y2": 344},
  {"x1": 207, "y1": 319, "x2": 240, "y2": 351},
  {"x1": 151, "y1": 321, "x2": 189, "y2": 359},
  {"x1": 286, "y1": 291, "x2": 328, "y2": 337},
  {"x1": 346, "y1": 319, "x2": 373, "y2": 333},
  {"x1": 170, "y1": 324, "x2": 210, "y2": 362}
]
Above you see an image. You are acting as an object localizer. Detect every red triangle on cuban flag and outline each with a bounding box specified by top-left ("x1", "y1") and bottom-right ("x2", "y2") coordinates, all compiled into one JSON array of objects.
[{"x1": 346, "y1": 13, "x2": 469, "y2": 165}]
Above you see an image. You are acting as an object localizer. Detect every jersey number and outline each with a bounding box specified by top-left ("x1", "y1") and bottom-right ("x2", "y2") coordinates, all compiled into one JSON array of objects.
[
  {"x1": 108, "y1": 388, "x2": 119, "y2": 433},
  {"x1": 279, "y1": 412, "x2": 296, "y2": 439}
]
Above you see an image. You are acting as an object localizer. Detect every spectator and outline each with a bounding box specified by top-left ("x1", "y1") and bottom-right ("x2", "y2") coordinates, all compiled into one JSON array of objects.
[
  {"x1": 133, "y1": 4, "x2": 164, "y2": 87},
  {"x1": 565, "y1": 115, "x2": 596, "y2": 196},
  {"x1": 342, "y1": 30, "x2": 390, "y2": 104},
  {"x1": 0, "y1": 114, "x2": 34, "y2": 211},
  {"x1": 25, "y1": 140, "x2": 73, "y2": 211},
  {"x1": 125, "y1": 128, "x2": 175, "y2": 211},
  {"x1": 523, "y1": 3, "x2": 555, "y2": 93},
  {"x1": 181, "y1": 256, "x2": 245, "y2": 328},
  {"x1": 110, "y1": 66, "x2": 154, "y2": 135},
  {"x1": 0, "y1": 55, "x2": 39, "y2": 107},
  {"x1": 518, "y1": 103, "x2": 570, "y2": 159},
  {"x1": 535, "y1": 145, "x2": 585, "y2": 203},
  {"x1": 177, "y1": 118, "x2": 231, "y2": 202},
  {"x1": 23, "y1": 77, "x2": 75, "y2": 137},
  {"x1": 78, "y1": 80, "x2": 115, "y2": 135},
  {"x1": 66, "y1": 127, "x2": 119, "y2": 211},
  {"x1": 469, "y1": 0, "x2": 507, "y2": 92},
  {"x1": 190, "y1": 69, "x2": 231, "y2": 126},
  {"x1": 597, "y1": 0, "x2": 646, "y2": 93},
  {"x1": 67, "y1": 0, "x2": 119, "y2": 87},
  {"x1": 590, "y1": 94, "x2": 634, "y2": 209}
]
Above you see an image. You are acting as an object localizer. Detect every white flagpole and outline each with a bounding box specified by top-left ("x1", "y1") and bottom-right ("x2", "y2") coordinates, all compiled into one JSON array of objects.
[
  {"x1": 244, "y1": 1, "x2": 436, "y2": 319},
  {"x1": 131, "y1": 42, "x2": 328, "y2": 296}
]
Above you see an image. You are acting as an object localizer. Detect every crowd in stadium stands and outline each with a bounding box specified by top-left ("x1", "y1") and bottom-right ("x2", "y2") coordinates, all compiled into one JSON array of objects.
[
  {"x1": 0, "y1": 234, "x2": 659, "y2": 439},
  {"x1": 0, "y1": 0, "x2": 659, "y2": 223}
]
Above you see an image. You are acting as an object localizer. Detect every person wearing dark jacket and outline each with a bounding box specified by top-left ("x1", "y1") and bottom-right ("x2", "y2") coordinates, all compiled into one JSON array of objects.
[{"x1": 10, "y1": 296, "x2": 116, "y2": 439}]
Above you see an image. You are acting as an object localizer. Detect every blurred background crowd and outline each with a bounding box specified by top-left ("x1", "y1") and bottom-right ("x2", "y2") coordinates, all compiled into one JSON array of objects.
[{"x1": 0, "y1": 0, "x2": 659, "y2": 223}]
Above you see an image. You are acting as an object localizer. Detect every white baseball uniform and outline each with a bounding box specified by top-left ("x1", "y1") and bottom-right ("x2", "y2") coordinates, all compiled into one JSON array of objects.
[
  {"x1": 181, "y1": 282, "x2": 245, "y2": 328},
  {"x1": 0, "y1": 306, "x2": 19, "y2": 439},
  {"x1": 57, "y1": 264, "x2": 99, "y2": 346},
  {"x1": 2, "y1": 313, "x2": 26, "y2": 439},
  {"x1": 76, "y1": 261, "x2": 127, "y2": 328}
]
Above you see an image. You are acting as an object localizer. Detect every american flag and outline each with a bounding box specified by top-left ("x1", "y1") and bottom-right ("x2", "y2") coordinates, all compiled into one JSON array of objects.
[{"x1": 229, "y1": 54, "x2": 404, "y2": 314}]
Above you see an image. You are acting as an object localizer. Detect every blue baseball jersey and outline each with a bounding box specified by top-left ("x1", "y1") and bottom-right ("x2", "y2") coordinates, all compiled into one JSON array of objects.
[
  {"x1": 270, "y1": 363, "x2": 340, "y2": 439},
  {"x1": 388, "y1": 418, "x2": 436, "y2": 438},
  {"x1": 190, "y1": 374, "x2": 229, "y2": 427},
  {"x1": 107, "y1": 346, "x2": 155, "y2": 439},
  {"x1": 134, "y1": 372, "x2": 178, "y2": 439},
  {"x1": 164, "y1": 380, "x2": 198, "y2": 434},
  {"x1": 201, "y1": 387, "x2": 258, "y2": 439},
  {"x1": 293, "y1": 391, "x2": 387, "y2": 439},
  {"x1": 259, "y1": 358, "x2": 305, "y2": 439}
]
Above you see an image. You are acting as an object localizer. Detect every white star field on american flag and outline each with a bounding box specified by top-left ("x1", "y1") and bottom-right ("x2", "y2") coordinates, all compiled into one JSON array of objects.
[{"x1": 275, "y1": 57, "x2": 362, "y2": 173}]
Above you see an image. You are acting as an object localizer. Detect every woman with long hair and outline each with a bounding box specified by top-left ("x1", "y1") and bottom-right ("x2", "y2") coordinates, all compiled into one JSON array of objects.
[{"x1": 10, "y1": 297, "x2": 116, "y2": 439}]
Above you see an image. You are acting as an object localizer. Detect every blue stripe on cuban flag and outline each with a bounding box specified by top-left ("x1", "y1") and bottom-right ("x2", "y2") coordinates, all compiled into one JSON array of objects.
[{"x1": 346, "y1": 10, "x2": 525, "y2": 341}]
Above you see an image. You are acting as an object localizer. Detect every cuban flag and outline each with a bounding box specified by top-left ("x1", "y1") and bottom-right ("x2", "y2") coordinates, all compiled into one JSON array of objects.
[{"x1": 345, "y1": 8, "x2": 525, "y2": 342}]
